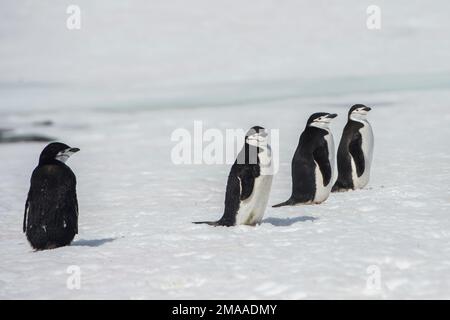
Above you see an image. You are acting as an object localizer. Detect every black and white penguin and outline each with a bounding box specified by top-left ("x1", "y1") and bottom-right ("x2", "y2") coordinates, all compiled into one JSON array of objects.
[
  {"x1": 333, "y1": 104, "x2": 373, "y2": 192},
  {"x1": 194, "y1": 126, "x2": 273, "y2": 226},
  {"x1": 23, "y1": 142, "x2": 80, "y2": 250},
  {"x1": 273, "y1": 112, "x2": 337, "y2": 207}
]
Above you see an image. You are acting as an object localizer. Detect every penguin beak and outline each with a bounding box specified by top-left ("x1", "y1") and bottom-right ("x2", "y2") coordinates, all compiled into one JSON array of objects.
[
  {"x1": 69, "y1": 147, "x2": 80, "y2": 153},
  {"x1": 326, "y1": 113, "x2": 338, "y2": 119},
  {"x1": 363, "y1": 107, "x2": 372, "y2": 112}
]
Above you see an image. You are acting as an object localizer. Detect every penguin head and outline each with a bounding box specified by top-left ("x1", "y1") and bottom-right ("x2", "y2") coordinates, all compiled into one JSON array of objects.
[
  {"x1": 307, "y1": 112, "x2": 338, "y2": 130},
  {"x1": 39, "y1": 142, "x2": 80, "y2": 165},
  {"x1": 245, "y1": 126, "x2": 269, "y2": 148},
  {"x1": 349, "y1": 104, "x2": 371, "y2": 121}
]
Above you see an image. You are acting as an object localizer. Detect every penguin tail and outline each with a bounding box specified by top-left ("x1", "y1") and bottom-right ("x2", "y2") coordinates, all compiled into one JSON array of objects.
[
  {"x1": 192, "y1": 221, "x2": 219, "y2": 226},
  {"x1": 272, "y1": 198, "x2": 296, "y2": 208}
]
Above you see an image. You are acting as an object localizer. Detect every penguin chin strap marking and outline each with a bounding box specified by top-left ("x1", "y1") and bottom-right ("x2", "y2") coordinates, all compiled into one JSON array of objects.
[
  {"x1": 309, "y1": 121, "x2": 331, "y2": 130},
  {"x1": 55, "y1": 155, "x2": 69, "y2": 163},
  {"x1": 350, "y1": 112, "x2": 368, "y2": 122},
  {"x1": 55, "y1": 149, "x2": 74, "y2": 163},
  {"x1": 246, "y1": 135, "x2": 269, "y2": 148}
]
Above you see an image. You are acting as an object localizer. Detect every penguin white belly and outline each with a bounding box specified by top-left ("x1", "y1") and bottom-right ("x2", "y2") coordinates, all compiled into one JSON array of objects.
[
  {"x1": 313, "y1": 162, "x2": 328, "y2": 203},
  {"x1": 313, "y1": 132, "x2": 335, "y2": 204},
  {"x1": 236, "y1": 174, "x2": 273, "y2": 225},
  {"x1": 352, "y1": 122, "x2": 374, "y2": 189}
]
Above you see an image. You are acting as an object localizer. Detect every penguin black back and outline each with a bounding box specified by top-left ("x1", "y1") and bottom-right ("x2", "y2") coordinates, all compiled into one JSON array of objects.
[
  {"x1": 292, "y1": 126, "x2": 330, "y2": 200},
  {"x1": 23, "y1": 142, "x2": 80, "y2": 250},
  {"x1": 273, "y1": 112, "x2": 337, "y2": 207},
  {"x1": 333, "y1": 120, "x2": 364, "y2": 191},
  {"x1": 194, "y1": 126, "x2": 273, "y2": 226},
  {"x1": 333, "y1": 104, "x2": 373, "y2": 192}
]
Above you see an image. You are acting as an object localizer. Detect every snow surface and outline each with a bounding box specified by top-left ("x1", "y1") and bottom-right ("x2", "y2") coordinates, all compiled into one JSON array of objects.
[
  {"x1": 1, "y1": 0, "x2": 450, "y2": 299},
  {"x1": 1, "y1": 90, "x2": 450, "y2": 299}
]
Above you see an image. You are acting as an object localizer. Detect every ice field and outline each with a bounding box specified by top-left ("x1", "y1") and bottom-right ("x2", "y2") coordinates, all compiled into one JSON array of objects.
[{"x1": 1, "y1": 0, "x2": 450, "y2": 299}]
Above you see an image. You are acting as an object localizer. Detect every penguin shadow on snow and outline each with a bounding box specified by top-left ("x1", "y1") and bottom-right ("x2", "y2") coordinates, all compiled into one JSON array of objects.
[
  {"x1": 71, "y1": 237, "x2": 117, "y2": 247},
  {"x1": 262, "y1": 216, "x2": 317, "y2": 227}
]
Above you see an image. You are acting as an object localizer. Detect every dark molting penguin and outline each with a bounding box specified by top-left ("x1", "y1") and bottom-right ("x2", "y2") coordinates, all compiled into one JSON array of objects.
[
  {"x1": 194, "y1": 126, "x2": 273, "y2": 226},
  {"x1": 333, "y1": 104, "x2": 373, "y2": 192},
  {"x1": 273, "y1": 113, "x2": 337, "y2": 207},
  {"x1": 23, "y1": 142, "x2": 80, "y2": 250}
]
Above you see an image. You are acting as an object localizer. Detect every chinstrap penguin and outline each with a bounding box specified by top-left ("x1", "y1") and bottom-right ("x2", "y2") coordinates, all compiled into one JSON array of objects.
[
  {"x1": 333, "y1": 104, "x2": 374, "y2": 192},
  {"x1": 273, "y1": 112, "x2": 337, "y2": 207},
  {"x1": 23, "y1": 142, "x2": 80, "y2": 250},
  {"x1": 194, "y1": 126, "x2": 274, "y2": 226}
]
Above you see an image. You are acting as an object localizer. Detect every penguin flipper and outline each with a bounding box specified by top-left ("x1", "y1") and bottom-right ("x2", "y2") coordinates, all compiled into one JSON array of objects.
[
  {"x1": 23, "y1": 193, "x2": 30, "y2": 233},
  {"x1": 349, "y1": 133, "x2": 365, "y2": 177},
  {"x1": 58, "y1": 172, "x2": 78, "y2": 236},
  {"x1": 23, "y1": 183, "x2": 34, "y2": 233},
  {"x1": 313, "y1": 144, "x2": 332, "y2": 186}
]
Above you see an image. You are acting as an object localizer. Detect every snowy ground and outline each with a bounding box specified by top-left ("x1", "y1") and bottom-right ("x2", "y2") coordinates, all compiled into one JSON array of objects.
[
  {"x1": 1, "y1": 89, "x2": 450, "y2": 299},
  {"x1": 1, "y1": 0, "x2": 450, "y2": 299}
]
